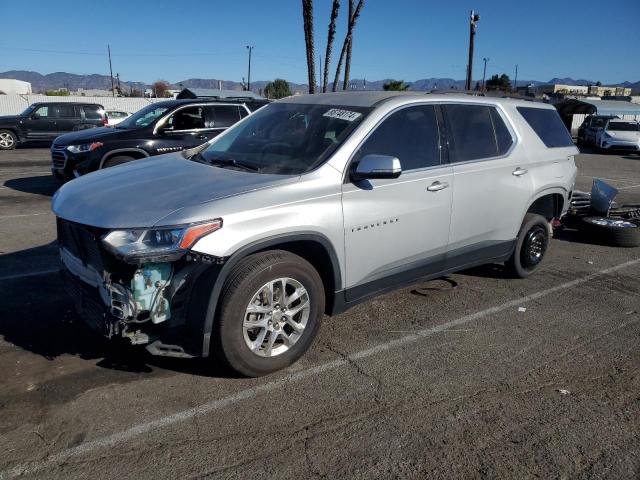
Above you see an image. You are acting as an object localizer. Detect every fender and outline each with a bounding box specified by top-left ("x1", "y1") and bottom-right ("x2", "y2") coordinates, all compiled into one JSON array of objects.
[
  {"x1": 195, "y1": 232, "x2": 342, "y2": 357},
  {"x1": 99, "y1": 148, "x2": 149, "y2": 169}
]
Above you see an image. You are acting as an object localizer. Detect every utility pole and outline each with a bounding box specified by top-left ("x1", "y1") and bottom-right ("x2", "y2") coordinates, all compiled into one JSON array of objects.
[
  {"x1": 513, "y1": 64, "x2": 518, "y2": 92},
  {"x1": 465, "y1": 11, "x2": 480, "y2": 91},
  {"x1": 318, "y1": 55, "x2": 322, "y2": 92},
  {"x1": 481, "y1": 57, "x2": 489, "y2": 91},
  {"x1": 107, "y1": 45, "x2": 115, "y2": 97},
  {"x1": 246, "y1": 45, "x2": 254, "y2": 91}
]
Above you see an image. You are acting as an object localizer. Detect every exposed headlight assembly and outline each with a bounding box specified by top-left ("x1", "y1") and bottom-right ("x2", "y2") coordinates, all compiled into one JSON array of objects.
[
  {"x1": 67, "y1": 142, "x2": 104, "y2": 153},
  {"x1": 102, "y1": 219, "x2": 222, "y2": 263}
]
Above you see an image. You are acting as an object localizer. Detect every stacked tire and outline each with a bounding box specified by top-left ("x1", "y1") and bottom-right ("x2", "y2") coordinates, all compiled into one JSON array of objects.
[{"x1": 581, "y1": 217, "x2": 640, "y2": 247}]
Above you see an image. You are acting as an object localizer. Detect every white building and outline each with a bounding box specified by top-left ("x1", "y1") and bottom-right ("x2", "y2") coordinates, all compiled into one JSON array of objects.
[{"x1": 0, "y1": 79, "x2": 32, "y2": 95}]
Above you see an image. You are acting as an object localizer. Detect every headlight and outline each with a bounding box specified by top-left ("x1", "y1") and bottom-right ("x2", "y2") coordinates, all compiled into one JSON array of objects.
[
  {"x1": 102, "y1": 219, "x2": 222, "y2": 263},
  {"x1": 67, "y1": 142, "x2": 104, "y2": 153},
  {"x1": 603, "y1": 132, "x2": 615, "y2": 138}
]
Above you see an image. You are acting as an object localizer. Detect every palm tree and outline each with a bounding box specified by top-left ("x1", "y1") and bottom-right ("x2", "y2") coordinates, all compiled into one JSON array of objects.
[
  {"x1": 332, "y1": 0, "x2": 364, "y2": 92},
  {"x1": 342, "y1": 0, "x2": 354, "y2": 91},
  {"x1": 383, "y1": 80, "x2": 410, "y2": 91},
  {"x1": 322, "y1": 0, "x2": 340, "y2": 93},
  {"x1": 302, "y1": 0, "x2": 316, "y2": 93}
]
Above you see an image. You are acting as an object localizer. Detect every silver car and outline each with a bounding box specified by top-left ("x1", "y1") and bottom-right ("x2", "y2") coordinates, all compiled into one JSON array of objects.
[
  {"x1": 595, "y1": 119, "x2": 640, "y2": 153},
  {"x1": 52, "y1": 92, "x2": 578, "y2": 376}
]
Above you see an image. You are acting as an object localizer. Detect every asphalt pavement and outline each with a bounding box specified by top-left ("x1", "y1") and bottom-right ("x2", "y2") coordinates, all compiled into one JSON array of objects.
[{"x1": 0, "y1": 148, "x2": 639, "y2": 479}]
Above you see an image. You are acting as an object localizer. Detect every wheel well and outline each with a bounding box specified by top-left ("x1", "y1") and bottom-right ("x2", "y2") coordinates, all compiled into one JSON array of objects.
[
  {"x1": 254, "y1": 240, "x2": 337, "y2": 315},
  {"x1": 103, "y1": 150, "x2": 147, "y2": 163},
  {"x1": 527, "y1": 194, "x2": 564, "y2": 220}
]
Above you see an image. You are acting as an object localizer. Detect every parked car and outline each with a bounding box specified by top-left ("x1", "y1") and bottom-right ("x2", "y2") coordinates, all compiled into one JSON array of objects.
[
  {"x1": 577, "y1": 114, "x2": 618, "y2": 146},
  {"x1": 105, "y1": 110, "x2": 132, "y2": 126},
  {"x1": 595, "y1": 119, "x2": 640, "y2": 153},
  {"x1": 51, "y1": 98, "x2": 267, "y2": 181},
  {"x1": 52, "y1": 92, "x2": 578, "y2": 376},
  {"x1": 0, "y1": 102, "x2": 106, "y2": 150}
]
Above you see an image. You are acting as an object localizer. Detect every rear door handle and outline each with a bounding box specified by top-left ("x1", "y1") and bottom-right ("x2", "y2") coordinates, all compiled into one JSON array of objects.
[
  {"x1": 427, "y1": 181, "x2": 449, "y2": 192},
  {"x1": 512, "y1": 167, "x2": 528, "y2": 177}
]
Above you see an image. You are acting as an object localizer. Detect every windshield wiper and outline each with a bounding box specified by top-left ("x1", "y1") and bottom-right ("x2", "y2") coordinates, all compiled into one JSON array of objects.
[{"x1": 207, "y1": 156, "x2": 261, "y2": 173}]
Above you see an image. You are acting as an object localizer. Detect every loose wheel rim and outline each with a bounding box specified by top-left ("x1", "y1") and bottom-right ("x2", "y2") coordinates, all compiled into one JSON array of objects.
[
  {"x1": 242, "y1": 277, "x2": 310, "y2": 358},
  {"x1": 522, "y1": 226, "x2": 547, "y2": 268},
  {"x1": 589, "y1": 217, "x2": 637, "y2": 228},
  {"x1": 0, "y1": 132, "x2": 14, "y2": 148}
]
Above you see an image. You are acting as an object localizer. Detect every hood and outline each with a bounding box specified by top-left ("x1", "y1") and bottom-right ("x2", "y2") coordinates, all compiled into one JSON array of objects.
[
  {"x1": 0, "y1": 115, "x2": 22, "y2": 124},
  {"x1": 605, "y1": 130, "x2": 640, "y2": 142},
  {"x1": 51, "y1": 153, "x2": 298, "y2": 228},
  {"x1": 53, "y1": 127, "x2": 123, "y2": 145}
]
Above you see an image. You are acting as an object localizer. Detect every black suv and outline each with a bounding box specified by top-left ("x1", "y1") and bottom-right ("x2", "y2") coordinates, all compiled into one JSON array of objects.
[
  {"x1": 0, "y1": 102, "x2": 105, "y2": 150},
  {"x1": 51, "y1": 98, "x2": 267, "y2": 181},
  {"x1": 577, "y1": 114, "x2": 619, "y2": 146}
]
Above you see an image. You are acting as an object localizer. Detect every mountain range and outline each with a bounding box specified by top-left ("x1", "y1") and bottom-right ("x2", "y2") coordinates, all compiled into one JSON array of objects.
[{"x1": 1, "y1": 70, "x2": 639, "y2": 94}]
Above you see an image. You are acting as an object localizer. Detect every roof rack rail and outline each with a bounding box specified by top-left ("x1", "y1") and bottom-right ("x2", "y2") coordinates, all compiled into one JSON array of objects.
[{"x1": 426, "y1": 90, "x2": 486, "y2": 96}]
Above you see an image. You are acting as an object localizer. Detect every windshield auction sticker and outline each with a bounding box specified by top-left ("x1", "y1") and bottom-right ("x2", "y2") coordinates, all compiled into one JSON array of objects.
[{"x1": 323, "y1": 108, "x2": 362, "y2": 122}]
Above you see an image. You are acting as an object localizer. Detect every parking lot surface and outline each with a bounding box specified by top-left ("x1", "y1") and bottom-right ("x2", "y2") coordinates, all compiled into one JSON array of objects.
[{"x1": 1, "y1": 148, "x2": 639, "y2": 479}]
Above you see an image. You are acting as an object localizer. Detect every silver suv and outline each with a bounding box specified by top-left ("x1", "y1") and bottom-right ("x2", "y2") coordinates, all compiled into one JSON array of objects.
[{"x1": 52, "y1": 92, "x2": 578, "y2": 376}]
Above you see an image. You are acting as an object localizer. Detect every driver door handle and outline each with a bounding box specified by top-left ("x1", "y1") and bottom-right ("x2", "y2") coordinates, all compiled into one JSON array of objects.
[
  {"x1": 427, "y1": 181, "x2": 449, "y2": 192},
  {"x1": 512, "y1": 167, "x2": 528, "y2": 177}
]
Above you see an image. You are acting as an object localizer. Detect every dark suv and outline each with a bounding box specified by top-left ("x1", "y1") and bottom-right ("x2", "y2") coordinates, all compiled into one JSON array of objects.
[
  {"x1": 577, "y1": 114, "x2": 619, "y2": 146},
  {"x1": 51, "y1": 98, "x2": 267, "y2": 181},
  {"x1": 0, "y1": 102, "x2": 105, "y2": 150}
]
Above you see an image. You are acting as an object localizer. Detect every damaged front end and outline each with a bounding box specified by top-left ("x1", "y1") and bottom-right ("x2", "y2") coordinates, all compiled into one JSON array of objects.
[{"x1": 57, "y1": 218, "x2": 223, "y2": 357}]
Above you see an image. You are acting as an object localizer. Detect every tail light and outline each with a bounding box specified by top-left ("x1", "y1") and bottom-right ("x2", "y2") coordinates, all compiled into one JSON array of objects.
[{"x1": 103, "y1": 117, "x2": 109, "y2": 126}]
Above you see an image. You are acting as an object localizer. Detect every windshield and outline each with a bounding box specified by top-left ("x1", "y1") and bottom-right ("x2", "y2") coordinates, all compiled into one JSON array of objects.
[
  {"x1": 608, "y1": 122, "x2": 640, "y2": 132},
  {"x1": 21, "y1": 105, "x2": 36, "y2": 116},
  {"x1": 199, "y1": 103, "x2": 371, "y2": 174},
  {"x1": 116, "y1": 104, "x2": 170, "y2": 129}
]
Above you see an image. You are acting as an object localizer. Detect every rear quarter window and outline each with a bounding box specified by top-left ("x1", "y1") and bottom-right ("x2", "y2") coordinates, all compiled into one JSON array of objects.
[{"x1": 517, "y1": 107, "x2": 573, "y2": 148}]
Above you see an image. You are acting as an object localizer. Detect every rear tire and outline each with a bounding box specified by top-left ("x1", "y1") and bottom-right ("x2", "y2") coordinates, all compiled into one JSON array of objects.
[
  {"x1": 581, "y1": 216, "x2": 640, "y2": 247},
  {"x1": 506, "y1": 213, "x2": 550, "y2": 278},
  {"x1": 102, "y1": 155, "x2": 134, "y2": 169},
  {"x1": 0, "y1": 130, "x2": 17, "y2": 150},
  {"x1": 213, "y1": 250, "x2": 325, "y2": 377}
]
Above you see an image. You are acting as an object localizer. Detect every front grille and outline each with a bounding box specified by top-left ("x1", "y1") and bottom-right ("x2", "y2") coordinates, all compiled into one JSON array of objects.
[
  {"x1": 51, "y1": 145, "x2": 67, "y2": 169},
  {"x1": 57, "y1": 219, "x2": 105, "y2": 271}
]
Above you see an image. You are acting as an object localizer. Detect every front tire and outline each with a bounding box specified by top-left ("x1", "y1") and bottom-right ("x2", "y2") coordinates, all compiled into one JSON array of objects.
[
  {"x1": 0, "y1": 130, "x2": 17, "y2": 150},
  {"x1": 214, "y1": 250, "x2": 325, "y2": 377},
  {"x1": 506, "y1": 213, "x2": 550, "y2": 278}
]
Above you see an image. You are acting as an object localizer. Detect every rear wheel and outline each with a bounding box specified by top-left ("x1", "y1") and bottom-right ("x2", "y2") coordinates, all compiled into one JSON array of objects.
[
  {"x1": 213, "y1": 250, "x2": 325, "y2": 377},
  {"x1": 506, "y1": 213, "x2": 550, "y2": 278},
  {"x1": 102, "y1": 155, "x2": 134, "y2": 169},
  {"x1": 0, "y1": 130, "x2": 17, "y2": 150}
]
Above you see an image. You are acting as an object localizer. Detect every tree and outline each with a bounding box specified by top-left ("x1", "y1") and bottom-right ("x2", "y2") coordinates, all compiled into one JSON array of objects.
[
  {"x1": 302, "y1": 0, "x2": 316, "y2": 93},
  {"x1": 342, "y1": 0, "x2": 354, "y2": 90},
  {"x1": 332, "y1": 0, "x2": 364, "y2": 92},
  {"x1": 264, "y1": 79, "x2": 293, "y2": 99},
  {"x1": 152, "y1": 80, "x2": 171, "y2": 98},
  {"x1": 486, "y1": 74, "x2": 511, "y2": 91},
  {"x1": 383, "y1": 80, "x2": 410, "y2": 91},
  {"x1": 322, "y1": 0, "x2": 340, "y2": 93}
]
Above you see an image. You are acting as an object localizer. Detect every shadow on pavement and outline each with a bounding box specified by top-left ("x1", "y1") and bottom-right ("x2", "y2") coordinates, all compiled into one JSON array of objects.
[{"x1": 3, "y1": 175, "x2": 59, "y2": 197}]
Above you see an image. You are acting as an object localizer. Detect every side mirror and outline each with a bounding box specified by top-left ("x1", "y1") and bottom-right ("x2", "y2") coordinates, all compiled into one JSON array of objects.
[
  {"x1": 31, "y1": 113, "x2": 41, "y2": 120},
  {"x1": 351, "y1": 154, "x2": 402, "y2": 182}
]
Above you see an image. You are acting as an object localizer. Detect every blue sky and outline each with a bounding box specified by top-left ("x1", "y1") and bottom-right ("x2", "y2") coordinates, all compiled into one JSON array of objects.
[{"x1": 1, "y1": 0, "x2": 638, "y2": 84}]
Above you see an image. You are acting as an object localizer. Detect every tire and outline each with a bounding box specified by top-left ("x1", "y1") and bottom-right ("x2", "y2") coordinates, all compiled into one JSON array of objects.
[
  {"x1": 0, "y1": 130, "x2": 17, "y2": 150},
  {"x1": 506, "y1": 213, "x2": 550, "y2": 278},
  {"x1": 213, "y1": 250, "x2": 325, "y2": 377},
  {"x1": 581, "y1": 216, "x2": 640, "y2": 247},
  {"x1": 102, "y1": 155, "x2": 134, "y2": 169}
]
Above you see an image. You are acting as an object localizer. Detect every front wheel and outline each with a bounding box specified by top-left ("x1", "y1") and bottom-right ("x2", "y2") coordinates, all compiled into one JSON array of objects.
[
  {"x1": 102, "y1": 155, "x2": 134, "y2": 169},
  {"x1": 506, "y1": 213, "x2": 550, "y2": 278},
  {"x1": 213, "y1": 250, "x2": 325, "y2": 377},
  {"x1": 0, "y1": 130, "x2": 17, "y2": 150}
]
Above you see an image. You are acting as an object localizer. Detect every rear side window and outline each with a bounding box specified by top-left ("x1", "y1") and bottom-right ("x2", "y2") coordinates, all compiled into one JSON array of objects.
[
  {"x1": 214, "y1": 106, "x2": 242, "y2": 128},
  {"x1": 83, "y1": 105, "x2": 103, "y2": 120},
  {"x1": 357, "y1": 104, "x2": 440, "y2": 171},
  {"x1": 444, "y1": 104, "x2": 513, "y2": 162},
  {"x1": 56, "y1": 104, "x2": 77, "y2": 118},
  {"x1": 517, "y1": 107, "x2": 573, "y2": 148}
]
